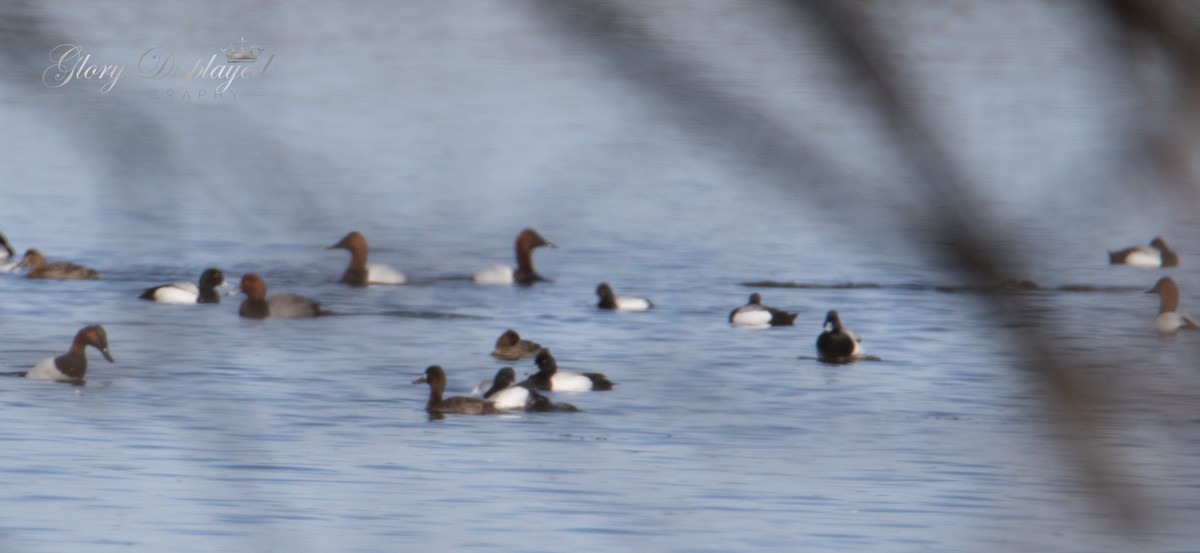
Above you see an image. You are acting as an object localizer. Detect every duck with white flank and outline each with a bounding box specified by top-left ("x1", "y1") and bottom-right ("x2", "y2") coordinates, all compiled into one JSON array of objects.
[
  {"x1": 327, "y1": 231, "x2": 407, "y2": 286},
  {"x1": 1109, "y1": 236, "x2": 1179, "y2": 268},
  {"x1": 1146, "y1": 277, "x2": 1200, "y2": 334},
  {"x1": 520, "y1": 349, "x2": 613, "y2": 392},
  {"x1": 140, "y1": 268, "x2": 226, "y2": 304},
  {"x1": 816, "y1": 310, "x2": 865, "y2": 363},
  {"x1": 473, "y1": 228, "x2": 555, "y2": 286},
  {"x1": 729, "y1": 293, "x2": 798, "y2": 326},
  {"x1": 20, "y1": 325, "x2": 114, "y2": 382},
  {"x1": 481, "y1": 367, "x2": 578, "y2": 412},
  {"x1": 595, "y1": 282, "x2": 653, "y2": 311}
]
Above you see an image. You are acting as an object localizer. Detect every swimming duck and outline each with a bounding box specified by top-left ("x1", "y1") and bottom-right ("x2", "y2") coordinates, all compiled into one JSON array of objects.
[
  {"x1": 816, "y1": 310, "x2": 865, "y2": 363},
  {"x1": 414, "y1": 365, "x2": 499, "y2": 415},
  {"x1": 521, "y1": 349, "x2": 613, "y2": 392},
  {"x1": 481, "y1": 367, "x2": 578, "y2": 412},
  {"x1": 473, "y1": 228, "x2": 555, "y2": 285},
  {"x1": 0, "y1": 232, "x2": 17, "y2": 271},
  {"x1": 16, "y1": 249, "x2": 100, "y2": 280},
  {"x1": 1146, "y1": 277, "x2": 1200, "y2": 334},
  {"x1": 139, "y1": 268, "x2": 226, "y2": 304},
  {"x1": 729, "y1": 293, "x2": 798, "y2": 326},
  {"x1": 327, "y1": 231, "x2": 407, "y2": 286},
  {"x1": 490, "y1": 329, "x2": 543, "y2": 361},
  {"x1": 595, "y1": 282, "x2": 653, "y2": 311},
  {"x1": 20, "y1": 325, "x2": 114, "y2": 382},
  {"x1": 1109, "y1": 236, "x2": 1179, "y2": 268},
  {"x1": 238, "y1": 273, "x2": 326, "y2": 319}
]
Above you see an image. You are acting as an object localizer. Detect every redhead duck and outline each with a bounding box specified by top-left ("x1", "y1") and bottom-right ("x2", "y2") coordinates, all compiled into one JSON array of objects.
[
  {"x1": 482, "y1": 367, "x2": 578, "y2": 412},
  {"x1": 1109, "y1": 236, "x2": 1179, "y2": 268},
  {"x1": 1146, "y1": 277, "x2": 1200, "y2": 334},
  {"x1": 596, "y1": 282, "x2": 653, "y2": 311},
  {"x1": 21, "y1": 325, "x2": 114, "y2": 382},
  {"x1": 327, "y1": 231, "x2": 406, "y2": 286},
  {"x1": 473, "y1": 228, "x2": 555, "y2": 285},
  {"x1": 491, "y1": 329, "x2": 543, "y2": 360},
  {"x1": 238, "y1": 273, "x2": 326, "y2": 319},
  {"x1": 729, "y1": 293, "x2": 798, "y2": 326},
  {"x1": 16, "y1": 249, "x2": 99, "y2": 280},
  {"x1": 521, "y1": 349, "x2": 613, "y2": 392},
  {"x1": 816, "y1": 310, "x2": 865, "y2": 363},
  {"x1": 414, "y1": 365, "x2": 499, "y2": 415},
  {"x1": 139, "y1": 268, "x2": 226, "y2": 304}
]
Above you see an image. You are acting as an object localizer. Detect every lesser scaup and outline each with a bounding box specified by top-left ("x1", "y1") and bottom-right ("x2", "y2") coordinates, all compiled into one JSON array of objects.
[
  {"x1": 327, "y1": 231, "x2": 407, "y2": 286},
  {"x1": 20, "y1": 325, "x2": 114, "y2": 382},
  {"x1": 521, "y1": 349, "x2": 613, "y2": 392},
  {"x1": 596, "y1": 282, "x2": 653, "y2": 311},
  {"x1": 481, "y1": 367, "x2": 578, "y2": 412},
  {"x1": 816, "y1": 310, "x2": 865, "y2": 363},
  {"x1": 729, "y1": 293, "x2": 798, "y2": 326},
  {"x1": 1109, "y1": 236, "x2": 1179, "y2": 268},
  {"x1": 139, "y1": 268, "x2": 226, "y2": 304}
]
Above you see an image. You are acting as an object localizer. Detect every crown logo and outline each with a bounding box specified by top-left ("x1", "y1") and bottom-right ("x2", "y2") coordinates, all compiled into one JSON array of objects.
[{"x1": 222, "y1": 37, "x2": 262, "y2": 63}]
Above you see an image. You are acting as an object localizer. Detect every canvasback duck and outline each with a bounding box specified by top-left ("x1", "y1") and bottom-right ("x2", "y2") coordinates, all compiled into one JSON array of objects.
[
  {"x1": 1146, "y1": 277, "x2": 1200, "y2": 334},
  {"x1": 16, "y1": 249, "x2": 100, "y2": 280},
  {"x1": 520, "y1": 349, "x2": 613, "y2": 392},
  {"x1": 139, "y1": 268, "x2": 226, "y2": 304},
  {"x1": 327, "y1": 231, "x2": 407, "y2": 286},
  {"x1": 1109, "y1": 236, "x2": 1179, "y2": 268},
  {"x1": 491, "y1": 329, "x2": 543, "y2": 360},
  {"x1": 482, "y1": 367, "x2": 578, "y2": 412},
  {"x1": 473, "y1": 228, "x2": 555, "y2": 285},
  {"x1": 596, "y1": 282, "x2": 653, "y2": 311},
  {"x1": 238, "y1": 273, "x2": 326, "y2": 319},
  {"x1": 816, "y1": 310, "x2": 865, "y2": 363},
  {"x1": 0, "y1": 232, "x2": 17, "y2": 271},
  {"x1": 414, "y1": 365, "x2": 499, "y2": 415},
  {"x1": 21, "y1": 325, "x2": 114, "y2": 382},
  {"x1": 729, "y1": 293, "x2": 798, "y2": 326}
]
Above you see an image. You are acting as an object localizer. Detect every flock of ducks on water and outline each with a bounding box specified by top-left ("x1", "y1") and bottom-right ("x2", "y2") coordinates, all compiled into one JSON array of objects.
[{"x1": 3, "y1": 230, "x2": 1182, "y2": 415}]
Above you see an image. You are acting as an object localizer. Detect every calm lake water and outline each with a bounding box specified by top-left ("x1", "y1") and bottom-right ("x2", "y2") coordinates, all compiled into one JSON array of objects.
[{"x1": 1, "y1": 2, "x2": 1199, "y2": 552}]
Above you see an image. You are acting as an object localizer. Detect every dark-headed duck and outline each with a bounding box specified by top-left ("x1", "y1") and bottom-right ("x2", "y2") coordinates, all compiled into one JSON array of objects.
[
  {"x1": 21, "y1": 325, "x2": 114, "y2": 382},
  {"x1": 17, "y1": 249, "x2": 100, "y2": 280},
  {"x1": 1109, "y1": 236, "x2": 1179, "y2": 268},
  {"x1": 327, "y1": 231, "x2": 406, "y2": 286},
  {"x1": 491, "y1": 329, "x2": 543, "y2": 360},
  {"x1": 473, "y1": 228, "x2": 555, "y2": 286},
  {"x1": 238, "y1": 273, "x2": 326, "y2": 319},
  {"x1": 521, "y1": 349, "x2": 613, "y2": 392},
  {"x1": 414, "y1": 365, "x2": 499, "y2": 415},
  {"x1": 596, "y1": 282, "x2": 653, "y2": 311},
  {"x1": 1147, "y1": 277, "x2": 1200, "y2": 334},
  {"x1": 816, "y1": 310, "x2": 865, "y2": 363},
  {"x1": 139, "y1": 268, "x2": 226, "y2": 304},
  {"x1": 730, "y1": 293, "x2": 798, "y2": 326}
]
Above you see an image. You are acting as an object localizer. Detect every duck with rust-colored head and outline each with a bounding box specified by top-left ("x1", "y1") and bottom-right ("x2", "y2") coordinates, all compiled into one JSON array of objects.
[
  {"x1": 21, "y1": 325, "x2": 114, "y2": 382},
  {"x1": 1146, "y1": 277, "x2": 1200, "y2": 334},
  {"x1": 327, "y1": 231, "x2": 406, "y2": 287},
  {"x1": 473, "y1": 228, "x2": 555, "y2": 286},
  {"x1": 238, "y1": 273, "x2": 326, "y2": 319}
]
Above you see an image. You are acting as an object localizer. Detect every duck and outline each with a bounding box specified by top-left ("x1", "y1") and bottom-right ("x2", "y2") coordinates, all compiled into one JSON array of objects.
[
  {"x1": 139, "y1": 268, "x2": 226, "y2": 304},
  {"x1": 520, "y1": 349, "x2": 613, "y2": 392},
  {"x1": 327, "y1": 231, "x2": 406, "y2": 286},
  {"x1": 20, "y1": 325, "x2": 114, "y2": 382},
  {"x1": 816, "y1": 310, "x2": 865, "y2": 363},
  {"x1": 238, "y1": 273, "x2": 326, "y2": 319},
  {"x1": 480, "y1": 367, "x2": 578, "y2": 412},
  {"x1": 16, "y1": 249, "x2": 100, "y2": 280},
  {"x1": 473, "y1": 228, "x2": 555, "y2": 285},
  {"x1": 413, "y1": 365, "x2": 499, "y2": 415},
  {"x1": 595, "y1": 282, "x2": 653, "y2": 311},
  {"x1": 1109, "y1": 236, "x2": 1179, "y2": 268},
  {"x1": 729, "y1": 293, "x2": 798, "y2": 326},
  {"x1": 0, "y1": 232, "x2": 17, "y2": 271},
  {"x1": 491, "y1": 329, "x2": 543, "y2": 360},
  {"x1": 1146, "y1": 277, "x2": 1200, "y2": 334}
]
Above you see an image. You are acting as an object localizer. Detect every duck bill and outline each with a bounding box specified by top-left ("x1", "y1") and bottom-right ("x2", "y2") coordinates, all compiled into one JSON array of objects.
[
  {"x1": 412, "y1": 375, "x2": 428, "y2": 384},
  {"x1": 100, "y1": 348, "x2": 114, "y2": 363}
]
